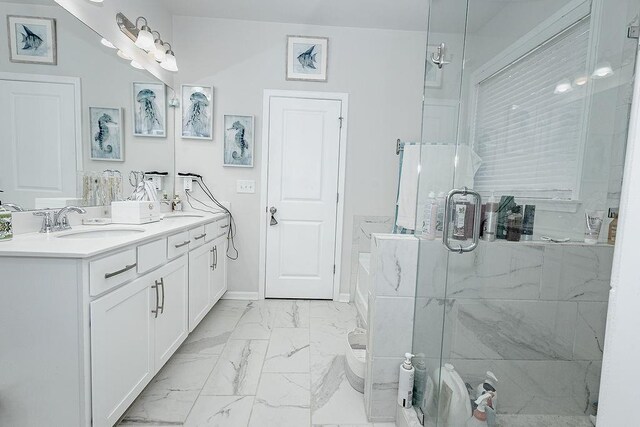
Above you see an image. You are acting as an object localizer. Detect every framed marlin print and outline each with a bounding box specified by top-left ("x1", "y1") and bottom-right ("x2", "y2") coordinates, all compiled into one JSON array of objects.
[
  {"x1": 7, "y1": 16, "x2": 57, "y2": 65},
  {"x1": 286, "y1": 35, "x2": 328, "y2": 82}
]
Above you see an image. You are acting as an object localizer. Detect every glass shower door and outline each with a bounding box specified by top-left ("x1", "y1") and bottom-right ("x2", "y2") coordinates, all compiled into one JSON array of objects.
[{"x1": 412, "y1": 0, "x2": 639, "y2": 425}]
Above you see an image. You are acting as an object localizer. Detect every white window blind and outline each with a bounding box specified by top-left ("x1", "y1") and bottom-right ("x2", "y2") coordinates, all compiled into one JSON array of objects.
[{"x1": 472, "y1": 16, "x2": 591, "y2": 200}]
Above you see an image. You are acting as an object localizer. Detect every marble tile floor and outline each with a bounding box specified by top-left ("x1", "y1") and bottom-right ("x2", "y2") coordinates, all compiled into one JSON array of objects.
[{"x1": 118, "y1": 299, "x2": 396, "y2": 427}]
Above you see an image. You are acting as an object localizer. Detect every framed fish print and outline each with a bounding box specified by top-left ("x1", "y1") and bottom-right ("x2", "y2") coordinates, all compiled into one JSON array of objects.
[
  {"x1": 7, "y1": 16, "x2": 57, "y2": 65},
  {"x1": 181, "y1": 85, "x2": 213, "y2": 140},
  {"x1": 286, "y1": 35, "x2": 328, "y2": 82},
  {"x1": 223, "y1": 115, "x2": 254, "y2": 168},
  {"x1": 133, "y1": 82, "x2": 166, "y2": 137},
  {"x1": 89, "y1": 107, "x2": 124, "y2": 162}
]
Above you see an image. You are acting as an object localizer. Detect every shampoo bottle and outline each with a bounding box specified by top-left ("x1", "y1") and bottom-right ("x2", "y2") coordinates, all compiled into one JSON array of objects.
[
  {"x1": 398, "y1": 353, "x2": 415, "y2": 408},
  {"x1": 482, "y1": 195, "x2": 498, "y2": 242},
  {"x1": 422, "y1": 192, "x2": 438, "y2": 240}
]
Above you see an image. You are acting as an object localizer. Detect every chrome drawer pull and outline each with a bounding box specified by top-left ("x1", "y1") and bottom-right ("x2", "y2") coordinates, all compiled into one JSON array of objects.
[
  {"x1": 174, "y1": 240, "x2": 190, "y2": 248},
  {"x1": 104, "y1": 263, "x2": 137, "y2": 279},
  {"x1": 194, "y1": 233, "x2": 207, "y2": 240},
  {"x1": 157, "y1": 278, "x2": 165, "y2": 314},
  {"x1": 220, "y1": 224, "x2": 229, "y2": 229}
]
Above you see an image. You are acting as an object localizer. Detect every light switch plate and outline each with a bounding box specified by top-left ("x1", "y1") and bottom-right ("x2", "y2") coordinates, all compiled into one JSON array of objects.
[{"x1": 237, "y1": 180, "x2": 255, "y2": 194}]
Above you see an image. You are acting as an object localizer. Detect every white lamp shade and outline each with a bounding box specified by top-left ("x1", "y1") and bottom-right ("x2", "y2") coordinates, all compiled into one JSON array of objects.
[
  {"x1": 130, "y1": 60, "x2": 144, "y2": 70},
  {"x1": 100, "y1": 38, "x2": 116, "y2": 49},
  {"x1": 154, "y1": 41, "x2": 167, "y2": 62},
  {"x1": 117, "y1": 50, "x2": 132, "y2": 60},
  {"x1": 160, "y1": 53, "x2": 178, "y2": 72},
  {"x1": 135, "y1": 28, "x2": 155, "y2": 51},
  {"x1": 592, "y1": 62, "x2": 614, "y2": 79}
]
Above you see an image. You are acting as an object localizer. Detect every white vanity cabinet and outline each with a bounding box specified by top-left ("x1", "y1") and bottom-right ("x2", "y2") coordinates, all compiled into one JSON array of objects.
[{"x1": 0, "y1": 213, "x2": 229, "y2": 427}]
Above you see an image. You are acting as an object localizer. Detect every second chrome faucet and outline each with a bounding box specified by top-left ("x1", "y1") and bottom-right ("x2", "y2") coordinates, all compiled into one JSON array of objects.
[{"x1": 33, "y1": 206, "x2": 87, "y2": 233}]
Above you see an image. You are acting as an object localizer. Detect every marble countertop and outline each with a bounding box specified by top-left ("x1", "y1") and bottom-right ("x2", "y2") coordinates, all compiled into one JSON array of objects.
[{"x1": 0, "y1": 212, "x2": 227, "y2": 259}]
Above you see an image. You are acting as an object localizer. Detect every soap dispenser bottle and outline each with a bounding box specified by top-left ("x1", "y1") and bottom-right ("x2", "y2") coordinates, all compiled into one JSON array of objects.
[
  {"x1": 466, "y1": 392, "x2": 494, "y2": 427},
  {"x1": 475, "y1": 371, "x2": 498, "y2": 411},
  {"x1": 397, "y1": 353, "x2": 415, "y2": 408}
]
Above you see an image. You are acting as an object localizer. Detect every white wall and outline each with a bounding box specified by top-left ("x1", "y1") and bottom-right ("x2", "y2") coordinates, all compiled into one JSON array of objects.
[
  {"x1": 172, "y1": 17, "x2": 426, "y2": 296},
  {"x1": 0, "y1": 2, "x2": 175, "y2": 206}
]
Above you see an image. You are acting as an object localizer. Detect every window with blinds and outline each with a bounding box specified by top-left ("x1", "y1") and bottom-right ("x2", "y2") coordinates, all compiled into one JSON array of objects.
[{"x1": 472, "y1": 16, "x2": 591, "y2": 200}]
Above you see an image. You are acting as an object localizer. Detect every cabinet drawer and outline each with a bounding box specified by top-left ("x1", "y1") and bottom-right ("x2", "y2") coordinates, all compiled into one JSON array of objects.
[
  {"x1": 189, "y1": 226, "x2": 207, "y2": 249},
  {"x1": 90, "y1": 249, "x2": 138, "y2": 296},
  {"x1": 167, "y1": 231, "x2": 191, "y2": 259},
  {"x1": 204, "y1": 217, "x2": 229, "y2": 242},
  {"x1": 137, "y1": 238, "x2": 167, "y2": 274}
]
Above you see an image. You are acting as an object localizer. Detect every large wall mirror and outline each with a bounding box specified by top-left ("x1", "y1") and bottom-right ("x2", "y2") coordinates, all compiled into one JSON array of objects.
[{"x1": 0, "y1": 0, "x2": 175, "y2": 211}]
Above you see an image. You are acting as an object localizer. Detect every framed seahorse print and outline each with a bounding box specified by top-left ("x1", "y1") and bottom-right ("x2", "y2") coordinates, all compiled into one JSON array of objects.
[
  {"x1": 89, "y1": 107, "x2": 124, "y2": 162},
  {"x1": 223, "y1": 115, "x2": 254, "y2": 168}
]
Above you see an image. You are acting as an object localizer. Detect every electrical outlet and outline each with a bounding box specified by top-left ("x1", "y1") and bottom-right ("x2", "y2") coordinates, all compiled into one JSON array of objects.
[
  {"x1": 183, "y1": 177, "x2": 193, "y2": 192},
  {"x1": 237, "y1": 180, "x2": 255, "y2": 194}
]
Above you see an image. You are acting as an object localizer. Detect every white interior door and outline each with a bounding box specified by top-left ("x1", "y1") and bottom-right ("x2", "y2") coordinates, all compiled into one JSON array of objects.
[
  {"x1": 265, "y1": 96, "x2": 343, "y2": 299},
  {"x1": 0, "y1": 78, "x2": 79, "y2": 209}
]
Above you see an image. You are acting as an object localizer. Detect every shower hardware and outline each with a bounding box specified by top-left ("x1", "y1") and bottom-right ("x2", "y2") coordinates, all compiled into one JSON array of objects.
[
  {"x1": 628, "y1": 25, "x2": 639, "y2": 39},
  {"x1": 442, "y1": 187, "x2": 482, "y2": 253},
  {"x1": 430, "y1": 43, "x2": 451, "y2": 69},
  {"x1": 269, "y1": 207, "x2": 278, "y2": 226}
]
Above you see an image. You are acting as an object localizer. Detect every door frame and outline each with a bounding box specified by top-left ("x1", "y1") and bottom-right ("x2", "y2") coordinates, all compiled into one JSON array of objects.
[
  {"x1": 0, "y1": 72, "x2": 83, "y2": 174},
  {"x1": 259, "y1": 89, "x2": 349, "y2": 301}
]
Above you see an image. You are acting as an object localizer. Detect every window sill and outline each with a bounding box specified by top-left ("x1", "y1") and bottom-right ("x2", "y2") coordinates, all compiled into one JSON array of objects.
[{"x1": 517, "y1": 198, "x2": 582, "y2": 213}]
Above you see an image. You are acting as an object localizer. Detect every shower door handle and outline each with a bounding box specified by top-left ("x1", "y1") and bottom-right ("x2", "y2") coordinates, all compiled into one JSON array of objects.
[{"x1": 442, "y1": 187, "x2": 482, "y2": 254}]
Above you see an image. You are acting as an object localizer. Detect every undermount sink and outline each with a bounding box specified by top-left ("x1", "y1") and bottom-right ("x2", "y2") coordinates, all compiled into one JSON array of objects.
[
  {"x1": 56, "y1": 228, "x2": 146, "y2": 239},
  {"x1": 162, "y1": 214, "x2": 204, "y2": 220}
]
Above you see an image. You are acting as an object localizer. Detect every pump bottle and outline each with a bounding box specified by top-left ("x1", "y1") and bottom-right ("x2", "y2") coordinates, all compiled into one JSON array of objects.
[{"x1": 397, "y1": 353, "x2": 415, "y2": 408}]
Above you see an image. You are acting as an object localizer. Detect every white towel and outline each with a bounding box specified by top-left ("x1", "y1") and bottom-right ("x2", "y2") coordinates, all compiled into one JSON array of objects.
[{"x1": 396, "y1": 144, "x2": 421, "y2": 230}]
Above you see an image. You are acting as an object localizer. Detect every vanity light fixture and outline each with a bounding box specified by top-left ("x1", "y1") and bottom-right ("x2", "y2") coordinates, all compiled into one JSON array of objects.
[
  {"x1": 130, "y1": 60, "x2": 144, "y2": 70},
  {"x1": 134, "y1": 17, "x2": 155, "y2": 51},
  {"x1": 574, "y1": 75, "x2": 589, "y2": 86},
  {"x1": 116, "y1": 12, "x2": 178, "y2": 72},
  {"x1": 554, "y1": 79, "x2": 573, "y2": 94},
  {"x1": 592, "y1": 62, "x2": 614, "y2": 79},
  {"x1": 152, "y1": 32, "x2": 167, "y2": 62},
  {"x1": 100, "y1": 38, "x2": 116, "y2": 49}
]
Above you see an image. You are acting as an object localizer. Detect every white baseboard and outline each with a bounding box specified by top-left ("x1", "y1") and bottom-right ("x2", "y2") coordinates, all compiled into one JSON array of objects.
[
  {"x1": 338, "y1": 292, "x2": 351, "y2": 303},
  {"x1": 222, "y1": 291, "x2": 260, "y2": 301}
]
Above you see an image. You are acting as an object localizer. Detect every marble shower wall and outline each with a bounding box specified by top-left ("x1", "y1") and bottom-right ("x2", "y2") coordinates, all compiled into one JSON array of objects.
[
  {"x1": 349, "y1": 216, "x2": 394, "y2": 297},
  {"x1": 413, "y1": 240, "x2": 614, "y2": 417}
]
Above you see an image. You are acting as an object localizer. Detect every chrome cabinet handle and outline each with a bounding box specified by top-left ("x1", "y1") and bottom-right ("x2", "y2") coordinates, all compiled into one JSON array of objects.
[
  {"x1": 194, "y1": 233, "x2": 207, "y2": 240},
  {"x1": 104, "y1": 263, "x2": 137, "y2": 279},
  {"x1": 158, "y1": 278, "x2": 165, "y2": 314},
  {"x1": 210, "y1": 247, "x2": 215, "y2": 270},
  {"x1": 174, "y1": 240, "x2": 190, "y2": 248},
  {"x1": 442, "y1": 187, "x2": 482, "y2": 254},
  {"x1": 151, "y1": 280, "x2": 160, "y2": 318},
  {"x1": 213, "y1": 246, "x2": 218, "y2": 270},
  {"x1": 220, "y1": 224, "x2": 229, "y2": 229}
]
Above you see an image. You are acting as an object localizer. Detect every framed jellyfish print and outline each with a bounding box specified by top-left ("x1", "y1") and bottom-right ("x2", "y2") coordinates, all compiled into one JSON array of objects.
[
  {"x1": 7, "y1": 15, "x2": 57, "y2": 65},
  {"x1": 181, "y1": 85, "x2": 213, "y2": 140},
  {"x1": 132, "y1": 82, "x2": 166, "y2": 138}
]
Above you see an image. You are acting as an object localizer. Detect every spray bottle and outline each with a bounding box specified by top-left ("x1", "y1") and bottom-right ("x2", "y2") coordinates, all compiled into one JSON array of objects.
[
  {"x1": 397, "y1": 353, "x2": 415, "y2": 408},
  {"x1": 466, "y1": 392, "x2": 494, "y2": 427}
]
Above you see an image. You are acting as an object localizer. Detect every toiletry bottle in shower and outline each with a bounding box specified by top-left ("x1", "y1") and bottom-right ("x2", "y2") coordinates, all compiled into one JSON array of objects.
[
  {"x1": 464, "y1": 200, "x2": 476, "y2": 239},
  {"x1": 521, "y1": 205, "x2": 536, "y2": 241},
  {"x1": 398, "y1": 353, "x2": 415, "y2": 409},
  {"x1": 585, "y1": 210, "x2": 605, "y2": 244},
  {"x1": 608, "y1": 208, "x2": 618, "y2": 245},
  {"x1": 435, "y1": 192, "x2": 446, "y2": 238},
  {"x1": 475, "y1": 371, "x2": 498, "y2": 412},
  {"x1": 422, "y1": 192, "x2": 438, "y2": 240},
  {"x1": 506, "y1": 205, "x2": 523, "y2": 242},
  {"x1": 466, "y1": 393, "x2": 494, "y2": 427},
  {"x1": 497, "y1": 196, "x2": 515, "y2": 239},
  {"x1": 452, "y1": 200, "x2": 468, "y2": 240},
  {"x1": 482, "y1": 195, "x2": 498, "y2": 242}
]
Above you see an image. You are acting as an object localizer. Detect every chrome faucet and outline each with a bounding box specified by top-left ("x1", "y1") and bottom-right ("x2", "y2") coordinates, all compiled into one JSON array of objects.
[
  {"x1": 1, "y1": 203, "x2": 25, "y2": 212},
  {"x1": 54, "y1": 206, "x2": 87, "y2": 231}
]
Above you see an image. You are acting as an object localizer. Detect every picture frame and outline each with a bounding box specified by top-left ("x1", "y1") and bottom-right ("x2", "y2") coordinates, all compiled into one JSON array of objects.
[
  {"x1": 223, "y1": 115, "x2": 254, "y2": 168},
  {"x1": 286, "y1": 35, "x2": 328, "y2": 82},
  {"x1": 132, "y1": 82, "x2": 166, "y2": 137},
  {"x1": 181, "y1": 84, "x2": 213, "y2": 140},
  {"x1": 89, "y1": 107, "x2": 124, "y2": 162},
  {"x1": 425, "y1": 45, "x2": 444, "y2": 88},
  {"x1": 7, "y1": 15, "x2": 57, "y2": 65}
]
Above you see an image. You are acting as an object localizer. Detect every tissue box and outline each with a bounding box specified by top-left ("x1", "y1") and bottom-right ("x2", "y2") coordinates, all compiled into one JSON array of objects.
[{"x1": 111, "y1": 201, "x2": 161, "y2": 224}]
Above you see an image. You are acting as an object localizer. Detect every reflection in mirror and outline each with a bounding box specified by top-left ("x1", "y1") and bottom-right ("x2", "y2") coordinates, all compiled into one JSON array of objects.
[{"x1": 0, "y1": 0, "x2": 175, "y2": 211}]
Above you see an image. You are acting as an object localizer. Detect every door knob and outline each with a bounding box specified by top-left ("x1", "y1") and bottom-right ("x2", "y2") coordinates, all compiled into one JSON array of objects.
[{"x1": 269, "y1": 207, "x2": 278, "y2": 226}]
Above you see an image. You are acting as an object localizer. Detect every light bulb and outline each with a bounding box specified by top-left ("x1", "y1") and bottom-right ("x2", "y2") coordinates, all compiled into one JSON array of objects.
[
  {"x1": 592, "y1": 62, "x2": 613, "y2": 79},
  {"x1": 130, "y1": 60, "x2": 144, "y2": 70},
  {"x1": 117, "y1": 50, "x2": 132, "y2": 60},
  {"x1": 135, "y1": 26, "x2": 155, "y2": 51},
  {"x1": 554, "y1": 79, "x2": 573, "y2": 94},
  {"x1": 100, "y1": 38, "x2": 116, "y2": 49},
  {"x1": 160, "y1": 51, "x2": 178, "y2": 72},
  {"x1": 574, "y1": 75, "x2": 588, "y2": 86}
]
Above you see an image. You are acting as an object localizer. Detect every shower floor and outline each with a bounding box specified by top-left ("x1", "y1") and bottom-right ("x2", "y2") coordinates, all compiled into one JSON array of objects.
[{"x1": 497, "y1": 414, "x2": 593, "y2": 427}]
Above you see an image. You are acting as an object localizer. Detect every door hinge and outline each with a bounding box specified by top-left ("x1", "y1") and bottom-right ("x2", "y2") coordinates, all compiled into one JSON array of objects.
[{"x1": 338, "y1": 116, "x2": 343, "y2": 128}]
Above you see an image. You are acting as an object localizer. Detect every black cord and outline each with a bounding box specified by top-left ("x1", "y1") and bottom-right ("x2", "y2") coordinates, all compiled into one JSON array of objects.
[{"x1": 186, "y1": 178, "x2": 239, "y2": 260}]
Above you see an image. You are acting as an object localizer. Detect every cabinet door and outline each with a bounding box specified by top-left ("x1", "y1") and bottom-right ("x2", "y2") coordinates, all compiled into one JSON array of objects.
[
  {"x1": 154, "y1": 256, "x2": 189, "y2": 369},
  {"x1": 188, "y1": 242, "x2": 213, "y2": 332},
  {"x1": 210, "y1": 236, "x2": 228, "y2": 307},
  {"x1": 90, "y1": 276, "x2": 154, "y2": 427}
]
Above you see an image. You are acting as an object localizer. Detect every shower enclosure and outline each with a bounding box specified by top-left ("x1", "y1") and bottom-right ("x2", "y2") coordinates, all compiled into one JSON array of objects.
[{"x1": 412, "y1": 0, "x2": 638, "y2": 425}]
